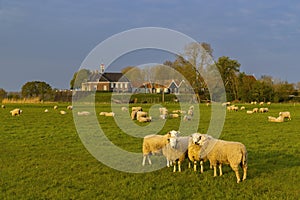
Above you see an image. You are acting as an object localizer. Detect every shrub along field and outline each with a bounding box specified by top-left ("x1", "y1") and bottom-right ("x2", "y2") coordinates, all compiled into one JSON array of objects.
[{"x1": 0, "y1": 102, "x2": 299, "y2": 199}]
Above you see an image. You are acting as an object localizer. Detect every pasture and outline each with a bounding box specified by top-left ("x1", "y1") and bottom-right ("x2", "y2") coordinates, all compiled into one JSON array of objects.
[{"x1": 0, "y1": 102, "x2": 300, "y2": 199}]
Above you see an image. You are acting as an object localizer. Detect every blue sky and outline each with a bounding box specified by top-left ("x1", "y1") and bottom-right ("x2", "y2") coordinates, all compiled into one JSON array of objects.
[{"x1": 1, "y1": 0, "x2": 300, "y2": 91}]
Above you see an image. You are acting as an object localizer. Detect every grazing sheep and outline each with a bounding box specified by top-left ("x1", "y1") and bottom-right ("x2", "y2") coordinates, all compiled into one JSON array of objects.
[
  {"x1": 138, "y1": 116, "x2": 152, "y2": 122},
  {"x1": 246, "y1": 110, "x2": 253, "y2": 114},
  {"x1": 259, "y1": 102, "x2": 264, "y2": 106},
  {"x1": 198, "y1": 134, "x2": 248, "y2": 183},
  {"x1": 240, "y1": 106, "x2": 245, "y2": 110},
  {"x1": 60, "y1": 110, "x2": 67, "y2": 115},
  {"x1": 268, "y1": 116, "x2": 284, "y2": 122},
  {"x1": 136, "y1": 111, "x2": 148, "y2": 121},
  {"x1": 142, "y1": 130, "x2": 179, "y2": 166},
  {"x1": 132, "y1": 106, "x2": 142, "y2": 112},
  {"x1": 1, "y1": 105, "x2": 5, "y2": 109},
  {"x1": 183, "y1": 115, "x2": 192, "y2": 121},
  {"x1": 222, "y1": 102, "x2": 231, "y2": 106},
  {"x1": 172, "y1": 110, "x2": 186, "y2": 114},
  {"x1": 54, "y1": 105, "x2": 58, "y2": 110},
  {"x1": 67, "y1": 105, "x2": 73, "y2": 110},
  {"x1": 44, "y1": 109, "x2": 49, "y2": 113},
  {"x1": 10, "y1": 108, "x2": 22, "y2": 116},
  {"x1": 252, "y1": 108, "x2": 259, "y2": 113},
  {"x1": 162, "y1": 136, "x2": 189, "y2": 172},
  {"x1": 77, "y1": 111, "x2": 90, "y2": 116},
  {"x1": 159, "y1": 107, "x2": 168, "y2": 119},
  {"x1": 279, "y1": 111, "x2": 291, "y2": 120},
  {"x1": 188, "y1": 133, "x2": 207, "y2": 173},
  {"x1": 267, "y1": 102, "x2": 271, "y2": 105},
  {"x1": 227, "y1": 105, "x2": 238, "y2": 112},
  {"x1": 259, "y1": 108, "x2": 269, "y2": 113}
]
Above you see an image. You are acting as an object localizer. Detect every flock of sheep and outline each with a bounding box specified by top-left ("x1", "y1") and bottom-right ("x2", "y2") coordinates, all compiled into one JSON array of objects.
[
  {"x1": 223, "y1": 102, "x2": 292, "y2": 123},
  {"x1": 142, "y1": 130, "x2": 247, "y2": 183}
]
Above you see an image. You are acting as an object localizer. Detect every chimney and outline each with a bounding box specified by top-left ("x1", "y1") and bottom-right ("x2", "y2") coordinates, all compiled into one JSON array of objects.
[{"x1": 100, "y1": 63, "x2": 105, "y2": 74}]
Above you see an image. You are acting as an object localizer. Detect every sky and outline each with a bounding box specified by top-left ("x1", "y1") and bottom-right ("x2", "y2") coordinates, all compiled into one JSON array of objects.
[{"x1": 1, "y1": 0, "x2": 300, "y2": 91}]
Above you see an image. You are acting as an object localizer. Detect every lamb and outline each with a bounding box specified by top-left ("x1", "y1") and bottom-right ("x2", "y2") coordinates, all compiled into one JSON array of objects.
[
  {"x1": 138, "y1": 116, "x2": 152, "y2": 122},
  {"x1": 259, "y1": 108, "x2": 269, "y2": 113},
  {"x1": 77, "y1": 111, "x2": 90, "y2": 116},
  {"x1": 279, "y1": 111, "x2": 291, "y2": 120},
  {"x1": 162, "y1": 136, "x2": 189, "y2": 172},
  {"x1": 268, "y1": 115, "x2": 284, "y2": 122},
  {"x1": 142, "y1": 130, "x2": 179, "y2": 166},
  {"x1": 198, "y1": 134, "x2": 248, "y2": 183},
  {"x1": 10, "y1": 108, "x2": 22, "y2": 116},
  {"x1": 187, "y1": 133, "x2": 207, "y2": 173},
  {"x1": 60, "y1": 110, "x2": 67, "y2": 115},
  {"x1": 169, "y1": 113, "x2": 179, "y2": 118},
  {"x1": 136, "y1": 111, "x2": 148, "y2": 121}
]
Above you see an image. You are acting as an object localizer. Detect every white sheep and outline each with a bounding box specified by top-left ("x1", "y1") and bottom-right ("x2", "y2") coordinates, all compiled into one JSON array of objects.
[
  {"x1": 268, "y1": 115, "x2": 284, "y2": 122},
  {"x1": 77, "y1": 111, "x2": 90, "y2": 116},
  {"x1": 131, "y1": 110, "x2": 137, "y2": 119},
  {"x1": 259, "y1": 102, "x2": 264, "y2": 106},
  {"x1": 60, "y1": 110, "x2": 67, "y2": 115},
  {"x1": 169, "y1": 113, "x2": 179, "y2": 118},
  {"x1": 142, "y1": 130, "x2": 179, "y2": 166},
  {"x1": 183, "y1": 115, "x2": 192, "y2": 121},
  {"x1": 267, "y1": 102, "x2": 271, "y2": 105},
  {"x1": 252, "y1": 108, "x2": 259, "y2": 113},
  {"x1": 259, "y1": 108, "x2": 269, "y2": 113},
  {"x1": 53, "y1": 105, "x2": 58, "y2": 110},
  {"x1": 162, "y1": 136, "x2": 189, "y2": 172},
  {"x1": 136, "y1": 111, "x2": 148, "y2": 121},
  {"x1": 67, "y1": 105, "x2": 73, "y2": 110},
  {"x1": 188, "y1": 133, "x2": 207, "y2": 173},
  {"x1": 44, "y1": 109, "x2": 49, "y2": 113},
  {"x1": 1, "y1": 105, "x2": 5, "y2": 109},
  {"x1": 246, "y1": 110, "x2": 253, "y2": 114},
  {"x1": 159, "y1": 107, "x2": 168, "y2": 119},
  {"x1": 138, "y1": 116, "x2": 152, "y2": 122},
  {"x1": 10, "y1": 108, "x2": 22, "y2": 116},
  {"x1": 132, "y1": 106, "x2": 142, "y2": 112},
  {"x1": 279, "y1": 111, "x2": 291, "y2": 120},
  {"x1": 104, "y1": 112, "x2": 115, "y2": 117},
  {"x1": 121, "y1": 107, "x2": 128, "y2": 112},
  {"x1": 198, "y1": 134, "x2": 248, "y2": 183},
  {"x1": 240, "y1": 106, "x2": 245, "y2": 110}
]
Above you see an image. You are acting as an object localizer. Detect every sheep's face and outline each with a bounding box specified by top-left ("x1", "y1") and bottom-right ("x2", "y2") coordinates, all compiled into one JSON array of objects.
[
  {"x1": 198, "y1": 134, "x2": 212, "y2": 145},
  {"x1": 191, "y1": 133, "x2": 201, "y2": 145},
  {"x1": 169, "y1": 130, "x2": 179, "y2": 137},
  {"x1": 168, "y1": 137, "x2": 178, "y2": 149}
]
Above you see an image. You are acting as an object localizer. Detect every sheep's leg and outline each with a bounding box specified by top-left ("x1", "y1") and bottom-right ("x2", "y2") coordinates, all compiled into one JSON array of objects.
[
  {"x1": 219, "y1": 164, "x2": 223, "y2": 176},
  {"x1": 166, "y1": 159, "x2": 170, "y2": 167},
  {"x1": 193, "y1": 161, "x2": 197, "y2": 172},
  {"x1": 242, "y1": 164, "x2": 247, "y2": 181},
  {"x1": 147, "y1": 155, "x2": 152, "y2": 165},
  {"x1": 178, "y1": 161, "x2": 181, "y2": 172},
  {"x1": 188, "y1": 161, "x2": 191, "y2": 169},
  {"x1": 200, "y1": 161, "x2": 204, "y2": 173},
  {"x1": 231, "y1": 165, "x2": 241, "y2": 183},
  {"x1": 142, "y1": 156, "x2": 146, "y2": 166},
  {"x1": 213, "y1": 166, "x2": 217, "y2": 177},
  {"x1": 173, "y1": 162, "x2": 176, "y2": 172}
]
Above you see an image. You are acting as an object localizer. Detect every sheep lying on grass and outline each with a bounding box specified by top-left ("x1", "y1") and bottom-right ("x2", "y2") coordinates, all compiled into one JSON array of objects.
[
  {"x1": 279, "y1": 111, "x2": 291, "y2": 120},
  {"x1": 159, "y1": 107, "x2": 168, "y2": 119},
  {"x1": 142, "y1": 130, "x2": 179, "y2": 166},
  {"x1": 67, "y1": 105, "x2": 73, "y2": 110},
  {"x1": 183, "y1": 115, "x2": 192, "y2": 121},
  {"x1": 169, "y1": 113, "x2": 179, "y2": 118},
  {"x1": 53, "y1": 105, "x2": 58, "y2": 110},
  {"x1": 138, "y1": 116, "x2": 152, "y2": 122},
  {"x1": 136, "y1": 111, "x2": 148, "y2": 121},
  {"x1": 162, "y1": 136, "x2": 189, "y2": 172},
  {"x1": 188, "y1": 133, "x2": 207, "y2": 173},
  {"x1": 60, "y1": 110, "x2": 67, "y2": 115},
  {"x1": 198, "y1": 134, "x2": 248, "y2": 183},
  {"x1": 77, "y1": 111, "x2": 90, "y2": 116},
  {"x1": 10, "y1": 108, "x2": 22, "y2": 116},
  {"x1": 121, "y1": 107, "x2": 128, "y2": 112},
  {"x1": 246, "y1": 110, "x2": 253, "y2": 114},
  {"x1": 44, "y1": 109, "x2": 49, "y2": 113},
  {"x1": 268, "y1": 116, "x2": 284, "y2": 122}
]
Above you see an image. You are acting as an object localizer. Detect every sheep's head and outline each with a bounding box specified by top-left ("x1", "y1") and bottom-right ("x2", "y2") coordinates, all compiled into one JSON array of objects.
[
  {"x1": 168, "y1": 130, "x2": 179, "y2": 137},
  {"x1": 168, "y1": 137, "x2": 178, "y2": 149},
  {"x1": 191, "y1": 133, "x2": 202, "y2": 145},
  {"x1": 198, "y1": 134, "x2": 213, "y2": 146}
]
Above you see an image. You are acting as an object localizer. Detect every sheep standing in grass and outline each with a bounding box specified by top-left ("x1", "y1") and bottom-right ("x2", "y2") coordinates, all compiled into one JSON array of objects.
[
  {"x1": 131, "y1": 107, "x2": 142, "y2": 120},
  {"x1": 136, "y1": 111, "x2": 148, "y2": 121},
  {"x1": 54, "y1": 105, "x2": 58, "y2": 110},
  {"x1": 259, "y1": 108, "x2": 269, "y2": 113},
  {"x1": 198, "y1": 134, "x2": 248, "y2": 183},
  {"x1": 162, "y1": 136, "x2": 189, "y2": 172},
  {"x1": 10, "y1": 108, "x2": 22, "y2": 116},
  {"x1": 67, "y1": 105, "x2": 73, "y2": 110},
  {"x1": 279, "y1": 111, "x2": 291, "y2": 120},
  {"x1": 188, "y1": 133, "x2": 207, "y2": 173},
  {"x1": 142, "y1": 130, "x2": 179, "y2": 166},
  {"x1": 159, "y1": 107, "x2": 168, "y2": 119},
  {"x1": 252, "y1": 108, "x2": 259, "y2": 113}
]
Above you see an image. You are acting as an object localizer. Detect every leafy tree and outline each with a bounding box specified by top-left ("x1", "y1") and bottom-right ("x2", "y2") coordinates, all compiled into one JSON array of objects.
[
  {"x1": 70, "y1": 69, "x2": 91, "y2": 89},
  {"x1": 0, "y1": 88, "x2": 7, "y2": 101},
  {"x1": 216, "y1": 56, "x2": 241, "y2": 101},
  {"x1": 21, "y1": 81, "x2": 53, "y2": 101}
]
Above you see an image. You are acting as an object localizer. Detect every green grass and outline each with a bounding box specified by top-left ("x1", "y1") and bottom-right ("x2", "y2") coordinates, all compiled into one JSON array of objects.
[{"x1": 0, "y1": 103, "x2": 300, "y2": 199}]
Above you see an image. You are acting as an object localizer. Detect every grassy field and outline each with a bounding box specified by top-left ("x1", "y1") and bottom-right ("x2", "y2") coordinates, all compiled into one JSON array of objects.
[{"x1": 0, "y1": 102, "x2": 300, "y2": 199}]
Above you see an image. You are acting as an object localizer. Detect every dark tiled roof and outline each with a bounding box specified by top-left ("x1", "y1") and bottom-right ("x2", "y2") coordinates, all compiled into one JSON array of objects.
[{"x1": 88, "y1": 72, "x2": 130, "y2": 82}]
